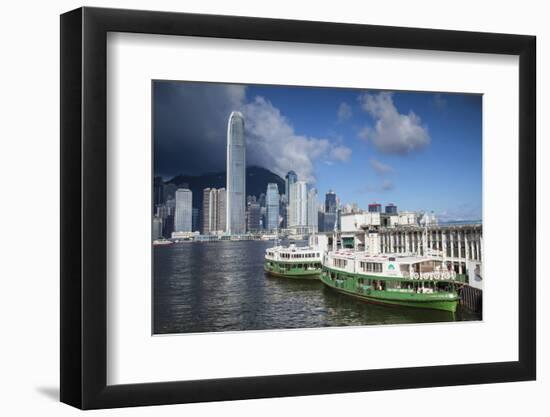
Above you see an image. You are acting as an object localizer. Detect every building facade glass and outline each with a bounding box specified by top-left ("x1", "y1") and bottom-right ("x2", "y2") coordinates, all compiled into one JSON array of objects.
[
  {"x1": 266, "y1": 183, "x2": 279, "y2": 231},
  {"x1": 289, "y1": 181, "x2": 308, "y2": 227},
  {"x1": 385, "y1": 203, "x2": 398, "y2": 214},
  {"x1": 325, "y1": 190, "x2": 337, "y2": 213},
  {"x1": 226, "y1": 111, "x2": 246, "y2": 234},
  {"x1": 307, "y1": 187, "x2": 318, "y2": 232},
  {"x1": 174, "y1": 188, "x2": 192, "y2": 232}
]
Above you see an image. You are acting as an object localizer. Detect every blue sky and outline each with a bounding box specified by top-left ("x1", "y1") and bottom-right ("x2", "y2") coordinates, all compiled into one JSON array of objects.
[{"x1": 154, "y1": 81, "x2": 482, "y2": 221}]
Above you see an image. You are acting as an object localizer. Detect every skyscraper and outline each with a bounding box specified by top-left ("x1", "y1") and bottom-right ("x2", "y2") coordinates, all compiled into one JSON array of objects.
[
  {"x1": 202, "y1": 188, "x2": 215, "y2": 234},
  {"x1": 226, "y1": 111, "x2": 246, "y2": 235},
  {"x1": 325, "y1": 190, "x2": 337, "y2": 213},
  {"x1": 289, "y1": 181, "x2": 308, "y2": 228},
  {"x1": 368, "y1": 203, "x2": 382, "y2": 213},
  {"x1": 216, "y1": 188, "x2": 227, "y2": 232},
  {"x1": 246, "y1": 202, "x2": 261, "y2": 232},
  {"x1": 322, "y1": 190, "x2": 338, "y2": 231},
  {"x1": 285, "y1": 171, "x2": 298, "y2": 201},
  {"x1": 266, "y1": 183, "x2": 279, "y2": 231},
  {"x1": 202, "y1": 188, "x2": 227, "y2": 234},
  {"x1": 152, "y1": 216, "x2": 163, "y2": 239},
  {"x1": 323, "y1": 212, "x2": 337, "y2": 232},
  {"x1": 307, "y1": 187, "x2": 318, "y2": 233},
  {"x1": 285, "y1": 171, "x2": 298, "y2": 229},
  {"x1": 174, "y1": 188, "x2": 192, "y2": 232},
  {"x1": 163, "y1": 197, "x2": 176, "y2": 238},
  {"x1": 385, "y1": 203, "x2": 398, "y2": 214},
  {"x1": 192, "y1": 208, "x2": 200, "y2": 233},
  {"x1": 279, "y1": 195, "x2": 288, "y2": 229}
]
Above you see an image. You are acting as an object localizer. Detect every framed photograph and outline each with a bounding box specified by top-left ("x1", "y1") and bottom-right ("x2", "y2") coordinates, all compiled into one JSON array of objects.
[{"x1": 60, "y1": 7, "x2": 536, "y2": 409}]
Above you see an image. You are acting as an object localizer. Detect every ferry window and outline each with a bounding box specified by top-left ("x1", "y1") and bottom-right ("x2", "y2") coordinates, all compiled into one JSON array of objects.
[
  {"x1": 333, "y1": 258, "x2": 347, "y2": 268},
  {"x1": 420, "y1": 261, "x2": 435, "y2": 273}
]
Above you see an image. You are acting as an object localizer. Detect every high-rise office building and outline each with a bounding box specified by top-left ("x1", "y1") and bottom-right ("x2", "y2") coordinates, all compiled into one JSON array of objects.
[
  {"x1": 216, "y1": 188, "x2": 226, "y2": 232},
  {"x1": 288, "y1": 181, "x2": 308, "y2": 227},
  {"x1": 285, "y1": 171, "x2": 298, "y2": 229},
  {"x1": 260, "y1": 206, "x2": 267, "y2": 230},
  {"x1": 279, "y1": 195, "x2": 288, "y2": 229},
  {"x1": 318, "y1": 211, "x2": 325, "y2": 232},
  {"x1": 192, "y1": 208, "x2": 200, "y2": 232},
  {"x1": 152, "y1": 216, "x2": 163, "y2": 239},
  {"x1": 385, "y1": 203, "x2": 398, "y2": 214},
  {"x1": 368, "y1": 203, "x2": 382, "y2": 213},
  {"x1": 246, "y1": 202, "x2": 261, "y2": 232},
  {"x1": 285, "y1": 171, "x2": 298, "y2": 201},
  {"x1": 325, "y1": 190, "x2": 337, "y2": 213},
  {"x1": 307, "y1": 187, "x2": 318, "y2": 232},
  {"x1": 226, "y1": 111, "x2": 246, "y2": 235},
  {"x1": 202, "y1": 188, "x2": 215, "y2": 234},
  {"x1": 202, "y1": 188, "x2": 227, "y2": 234},
  {"x1": 162, "y1": 197, "x2": 176, "y2": 238},
  {"x1": 174, "y1": 188, "x2": 192, "y2": 232},
  {"x1": 162, "y1": 182, "x2": 177, "y2": 203},
  {"x1": 324, "y1": 212, "x2": 337, "y2": 232},
  {"x1": 266, "y1": 183, "x2": 279, "y2": 231}
]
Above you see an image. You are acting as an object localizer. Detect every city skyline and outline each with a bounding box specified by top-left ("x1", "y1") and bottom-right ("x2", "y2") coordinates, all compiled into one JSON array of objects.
[{"x1": 154, "y1": 81, "x2": 482, "y2": 222}]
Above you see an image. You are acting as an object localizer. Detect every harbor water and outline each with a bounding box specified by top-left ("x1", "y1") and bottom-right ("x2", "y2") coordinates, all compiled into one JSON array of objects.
[{"x1": 153, "y1": 240, "x2": 481, "y2": 334}]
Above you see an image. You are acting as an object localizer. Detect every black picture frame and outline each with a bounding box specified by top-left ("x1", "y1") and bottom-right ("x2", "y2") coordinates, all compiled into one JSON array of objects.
[{"x1": 60, "y1": 6, "x2": 536, "y2": 410}]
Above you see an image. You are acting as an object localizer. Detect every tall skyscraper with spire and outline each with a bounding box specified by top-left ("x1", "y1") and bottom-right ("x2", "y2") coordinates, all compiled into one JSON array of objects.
[{"x1": 226, "y1": 111, "x2": 246, "y2": 235}]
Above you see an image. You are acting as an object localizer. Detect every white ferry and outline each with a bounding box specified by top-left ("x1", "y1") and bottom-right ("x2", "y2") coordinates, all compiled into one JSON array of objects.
[
  {"x1": 153, "y1": 239, "x2": 174, "y2": 246},
  {"x1": 264, "y1": 244, "x2": 322, "y2": 279},
  {"x1": 320, "y1": 249, "x2": 465, "y2": 312}
]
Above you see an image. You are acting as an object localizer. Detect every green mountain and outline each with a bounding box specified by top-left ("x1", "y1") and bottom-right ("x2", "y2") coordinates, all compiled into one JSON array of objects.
[{"x1": 165, "y1": 166, "x2": 285, "y2": 209}]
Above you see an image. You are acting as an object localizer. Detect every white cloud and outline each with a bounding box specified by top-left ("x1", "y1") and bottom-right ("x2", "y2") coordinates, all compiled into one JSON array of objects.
[
  {"x1": 156, "y1": 83, "x2": 351, "y2": 180},
  {"x1": 242, "y1": 96, "x2": 351, "y2": 183},
  {"x1": 369, "y1": 158, "x2": 394, "y2": 176},
  {"x1": 330, "y1": 146, "x2": 352, "y2": 162},
  {"x1": 357, "y1": 179, "x2": 395, "y2": 193},
  {"x1": 337, "y1": 102, "x2": 352, "y2": 122},
  {"x1": 436, "y1": 203, "x2": 482, "y2": 222},
  {"x1": 358, "y1": 92, "x2": 430, "y2": 154}
]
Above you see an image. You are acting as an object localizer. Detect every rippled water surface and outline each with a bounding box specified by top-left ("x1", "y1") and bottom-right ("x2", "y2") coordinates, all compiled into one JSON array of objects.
[{"x1": 153, "y1": 240, "x2": 481, "y2": 334}]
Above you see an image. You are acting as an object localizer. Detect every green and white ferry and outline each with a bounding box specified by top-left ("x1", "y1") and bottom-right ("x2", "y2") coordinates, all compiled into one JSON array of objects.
[
  {"x1": 321, "y1": 249, "x2": 464, "y2": 312},
  {"x1": 264, "y1": 244, "x2": 323, "y2": 279}
]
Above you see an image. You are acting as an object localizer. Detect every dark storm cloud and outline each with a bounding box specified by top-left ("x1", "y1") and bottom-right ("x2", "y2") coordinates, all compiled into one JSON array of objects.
[
  {"x1": 153, "y1": 81, "x2": 352, "y2": 182},
  {"x1": 153, "y1": 81, "x2": 246, "y2": 178}
]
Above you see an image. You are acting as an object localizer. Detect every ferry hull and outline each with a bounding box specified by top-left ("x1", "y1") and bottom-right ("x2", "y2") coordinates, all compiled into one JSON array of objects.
[
  {"x1": 264, "y1": 265, "x2": 320, "y2": 280},
  {"x1": 320, "y1": 274, "x2": 459, "y2": 313}
]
